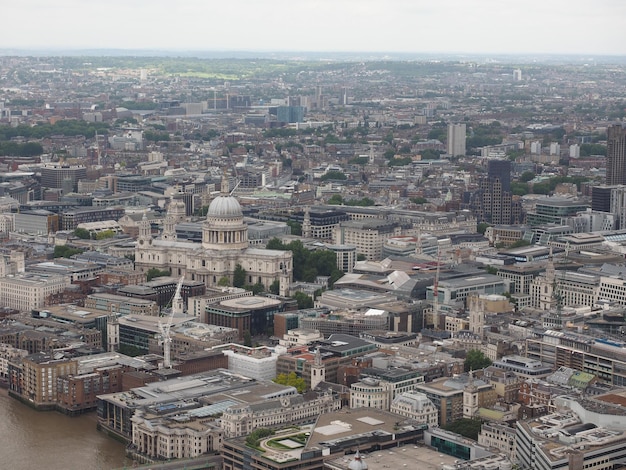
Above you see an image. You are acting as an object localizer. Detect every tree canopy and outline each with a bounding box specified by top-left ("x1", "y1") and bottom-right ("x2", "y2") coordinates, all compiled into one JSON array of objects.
[
  {"x1": 443, "y1": 418, "x2": 482, "y2": 440},
  {"x1": 477, "y1": 222, "x2": 490, "y2": 235},
  {"x1": 464, "y1": 350, "x2": 492, "y2": 372},
  {"x1": 0, "y1": 120, "x2": 108, "y2": 141},
  {"x1": 53, "y1": 245, "x2": 84, "y2": 259},
  {"x1": 146, "y1": 268, "x2": 171, "y2": 281},
  {"x1": 320, "y1": 171, "x2": 347, "y2": 181},
  {"x1": 293, "y1": 291, "x2": 314, "y2": 309},
  {"x1": 73, "y1": 228, "x2": 91, "y2": 239},
  {"x1": 0, "y1": 141, "x2": 44, "y2": 157},
  {"x1": 273, "y1": 372, "x2": 307, "y2": 393},
  {"x1": 233, "y1": 264, "x2": 246, "y2": 288},
  {"x1": 265, "y1": 239, "x2": 343, "y2": 284}
]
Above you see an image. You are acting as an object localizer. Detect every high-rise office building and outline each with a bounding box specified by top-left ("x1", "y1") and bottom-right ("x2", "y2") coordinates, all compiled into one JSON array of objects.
[
  {"x1": 276, "y1": 106, "x2": 305, "y2": 123},
  {"x1": 607, "y1": 124, "x2": 626, "y2": 185},
  {"x1": 40, "y1": 164, "x2": 87, "y2": 192},
  {"x1": 464, "y1": 159, "x2": 522, "y2": 225},
  {"x1": 447, "y1": 123, "x2": 466, "y2": 157},
  {"x1": 592, "y1": 186, "x2": 614, "y2": 212},
  {"x1": 487, "y1": 159, "x2": 511, "y2": 193}
]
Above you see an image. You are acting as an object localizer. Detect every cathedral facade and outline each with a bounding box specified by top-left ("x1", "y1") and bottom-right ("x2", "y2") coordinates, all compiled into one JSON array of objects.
[{"x1": 135, "y1": 193, "x2": 292, "y2": 296}]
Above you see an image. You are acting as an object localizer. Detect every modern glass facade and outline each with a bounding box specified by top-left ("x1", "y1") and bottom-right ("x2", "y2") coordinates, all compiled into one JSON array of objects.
[{"x1": 430, "y1": 435, "x2": 471, "y2": 460}]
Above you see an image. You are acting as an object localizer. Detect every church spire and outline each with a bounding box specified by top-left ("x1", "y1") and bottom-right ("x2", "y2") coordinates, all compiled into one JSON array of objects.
[
  {"x1": 302, "y1": 206, "x2": 312, "y2": 238},
  {"x1": 546, "y1": 245, "x2": 555, "y2": 284},
  {"x1": 310, "y1": 346, "x2": 326, "y2": 390}
]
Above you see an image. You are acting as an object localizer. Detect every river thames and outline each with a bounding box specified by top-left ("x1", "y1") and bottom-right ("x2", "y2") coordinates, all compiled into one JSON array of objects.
[{"x1": 0, "y1": 389, "x2": 130, "y2": 470}]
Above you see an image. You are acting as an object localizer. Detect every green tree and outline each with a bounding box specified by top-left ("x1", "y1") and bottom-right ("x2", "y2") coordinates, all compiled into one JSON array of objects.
[
  {"x1": 273, "y1": 372, "x2": 307, "y2": 393},
  {"x1": 269, "y1": 279, "x2": 280, "y2": 295},
  {"x1": 233, "y1": 264, "x2": 246, "y2": 288},
  {"x1": 245, "y1": 282, "x2": 265, "y2": 295},
  {"x1": 53, "y1": 245, "x2": 84, "y2": 258},
  {"x1": 146, "y1": 268, "x2": 171, "y2": 281},
  {"x1": 464, "y1": 350, "x2": 492, "y2": 372},
  {"x1": 509, "y1": 239, "x2": 531, "y2": 249},
  {"x1": 329, "y1": 269, "x2": 344, "y2": 288},
  {"x1": 243, "y1": 330, "x2": 253, "y2": 347},
  {"x1": 286, "y1": 241, "x2": 307, "y2": 281},
  {"x1": 443, "y1": 418, "x2": 483, "y2": 440},
  {"x1": 344, "y1": 197, "x2": 375, "y2": 206},
  {"x1": 308, "y1": 250, "x2": 338, "y2": 277},
  {"x1": 118, "y1": 344, "x2": 145, "y2": 357},
  {"x1": 580, "y1": 143, "x2": 607, "y2": 157},
  {"x1": 383, "y1": 149, "x2": 396, "y2": 159},
  {"x1": 195, "y1": 205, "x2": 209, "y2": 217},
  {"x1": 74, "y1": 228, "x2": 91, "y2": 239},
  {"x1": 266, "y1": 238, "x2": 285, "y2": 250},
  {"x1": 477, "y1": 222, "x2": 490, "y2": 235},
  {"x1": 349, "y1": 156, "x2": 369, "y2": 165},
  {"x1": 320, "y1": 171, "x2": 347, "y2": 181},
  {"x1": 293, "y1": 291, "x2": 314, "y2": 309},
  {"x1": 287, "y1": 220, "x2": 302, "y2": 236},
  {"x1": 511, "y1": 182, "x2": 529, "y2": 196},
  {"x1": 302, "y1": 267, "x2": 318, "y2": 282},
  {"x1": 18, "y1": 142, "x2": 44, "y2": 157},
  {"x1": 532, "y1": 182, "x2": 551, "y2": 195},
  {"x1": 95, "y1": 230, "x2": 116, "y2": 240},
  {"x1": 217, "y1": 276, "x2": 230, "y2": 287},
  {"x1": 410, "y1": 196, "x2": 428, "y2": 204},
  {"x1": 388, "y1": 157, "x2": 413, "y2": 166},
  {"x1": 327, "y1": 194, "x2": 344, "y2": 205},
  {"x1": 420, "y1": 149, "x2": 445, "y2": 160},
  {"x1": 245, "y1": 428, "x2": 275, "y2": 448}
]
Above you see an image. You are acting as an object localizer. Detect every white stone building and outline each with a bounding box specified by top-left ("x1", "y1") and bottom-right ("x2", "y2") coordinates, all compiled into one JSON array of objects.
[
  {"x1": 135, "y1": 188, "x2": 292, "y2": 295},
  {"x1": 0, "y1": 273, "x2": 70, "y2": 311},
  {"x1": 218, "y1": 344, "x2": 278, "y2": 381},
  {"x1": 389, "y1": 391, "x2": 438, "y2": 426},
  {"x1": 131, "y1": 409, "x2": 223, "y2": 460},
  {"x1": 279, "y1": 328, "x2": 324, "y2": 347},
  {"x1": 220, "y1": 392, "x2": 341, "y2": 438},
  {"x1": 478, "y1": 422, "x2": 517, "y2": 460}
]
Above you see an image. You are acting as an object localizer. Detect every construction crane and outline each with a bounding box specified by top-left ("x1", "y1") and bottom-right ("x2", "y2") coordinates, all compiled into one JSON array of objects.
[{"x1": 158, "y1": 276, "x2": 184, "y2": 369}]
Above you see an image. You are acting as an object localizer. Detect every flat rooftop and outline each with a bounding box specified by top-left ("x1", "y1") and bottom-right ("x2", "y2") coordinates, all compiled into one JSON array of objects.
[
  {"x1": 117, "y1": 314, "x2": 193, "y2": 333},
  {"x1": 325, "y1": 444, "x2": 458, "y2": 470},
  {"x1": 99, "y1": 369, "x2": 294, "y2": 408},
  {"x1": 307, "y1": 407, "x2": 421, "y2": 449},
  {"x1": 220, "y1": 296, "x2": 282, "y2": 310}
]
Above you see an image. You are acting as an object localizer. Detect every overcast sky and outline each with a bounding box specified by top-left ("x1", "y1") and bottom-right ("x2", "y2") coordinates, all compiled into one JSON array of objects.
[{"x1": 3, "y1": 0, "x2": 626, "y2": 56}]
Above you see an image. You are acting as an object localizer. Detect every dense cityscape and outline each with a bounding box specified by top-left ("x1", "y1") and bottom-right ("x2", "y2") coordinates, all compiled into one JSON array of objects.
[{"x1": 0, "y1": 51, "x2": 625, "y2": 470}]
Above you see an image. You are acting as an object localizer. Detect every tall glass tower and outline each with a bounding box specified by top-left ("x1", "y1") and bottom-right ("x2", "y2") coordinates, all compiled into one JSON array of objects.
[{"x1": 607, "y1": 124, "x2": 626, "y2": 185}]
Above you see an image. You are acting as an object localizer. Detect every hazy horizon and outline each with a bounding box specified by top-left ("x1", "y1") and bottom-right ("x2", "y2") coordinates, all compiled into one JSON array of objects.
[{"x1": 4, "y1": 0, "x2": 626, "y2": 57}]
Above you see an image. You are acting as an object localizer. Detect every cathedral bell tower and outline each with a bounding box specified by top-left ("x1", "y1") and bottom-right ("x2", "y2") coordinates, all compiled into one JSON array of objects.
[
  {"x1": 162, "y1": 194, "x2": 186, "y2": 241},
  {"x1": 463, "y1": 370, "x2": 479, "y2": 419},
  {"x1": 138, "y1": 212, "x2": 152, "y2": 246},
  {"x1": 310, "y1": 347, "x2": 326, "y2": 390},
  {"x1": 302, "y1": 206, "x2": 312, "y2": 238}
]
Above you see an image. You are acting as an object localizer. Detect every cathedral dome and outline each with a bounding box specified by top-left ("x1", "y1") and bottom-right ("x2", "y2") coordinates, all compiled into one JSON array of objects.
[{"x1": 207, "y1": 195, "x2": 243, "y2": 218}]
